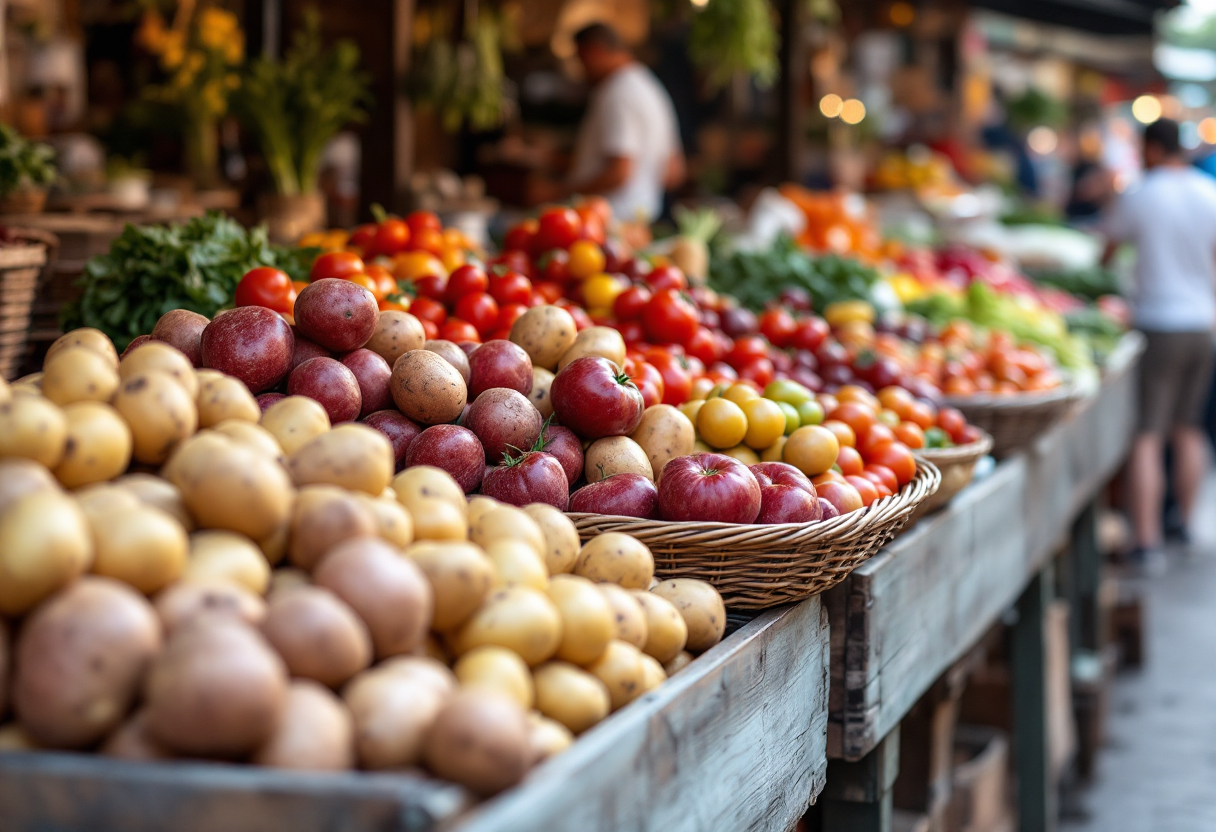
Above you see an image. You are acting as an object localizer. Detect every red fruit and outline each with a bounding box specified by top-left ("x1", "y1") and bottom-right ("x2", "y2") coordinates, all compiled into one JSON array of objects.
[
  {"x1": 533, "y1": 281, "x2": 564, "y2": 305},
  {"x1": 503, "y1": 221, "x2": 536, "y2": 253},
  {"x1": 725, "y1": 335, "x2": 769, "y2": 370},
  {"x1": 310, "y1": 251, "x2": 365, "y2": 283},
  {"x1": 454, "y1": 292, "x2": 499, "y2": 337},
  {"x1": 340, "y1": 349, "x2": 392, "y2": 417},
  {"x1": 540, "y1": 423, "x2": 584, "y2": 485},
  {"x1": 374, "y1": 218, "x2": 411, "y2": 256},
  {"x1": 120, "y1": 334, "x2": 152, "y2": 359},
  {"x1": 817, "y1": 480, "x2": 864, "y2": 515},
  {"x1": 444, "y1": 265, "x2": 489, "y2": 306},
  {"x1": 496, "y1": 302, "x2": 528, "y2": 331},
  {"x1": 288, "y1": 357, "x2": 362, "y2": 423},
  {"x1": 538, "y1": 250, "x2": 570, "y2": 284},
  {"x1": 409, "y1": 296, "x2": 447, "y2": 326},
  {"x1": 362, "y1": 410, "x2": 422, "y2": 471},
  {"x1": 200, "y1": 306, "x2": 294, "y2": 393},
  {"x1": 421, "y1": 319, "x2": 439, "y2": 340},
  {"x1": 439, "y1": 319, "x2": 481, "y2": 344},
  {"x1": 642, "y1": 289, "x2": 698, "y2": 346},
  {"x1": 534, "y1": 207, "x2": 582, "y2": 252},
  {"x1": 236, "y1": 267, "x2": 295, "y2": 314},
  {"x1": 624, "y1": 357, "x2": 665, "y2": 409},
  {"x1": 759, "y1": 308, "x2": 797, "y2": 348},
  {"x1": 465, "y1": 388, "x2": 543, "y2": 462},
  {"x1": 348, "y1": 224, "x2": 377, "y2": 252},
  {"x1": 467, "y1": 339, "x2": 532, "y2": 399},
  {"x1": 739, "y1": 357, "x2": 776, "y2": 388},
  {"x1": 404, "y1": 425, "x2": 486, "y2": 493},
  {"x1": 685, "y1": 326, "x2": 723, "y2": 365},
  {"x1": 481, "y1": 450, "x2": 569, "y2": 510},
  {"x1": 414, "y1": 274, "x2": 447, "y2": 301},
  {"x1": 404, "y1": 211, "x2": 442, "y2": 239},
  {"x1": 569, "y1": 474, "x2": 660, "y2": 519},
  {"x1": 719, "y1": 307, "x2": 759, "y2": 338},
  {"x1": 644, "y1": 264, "x2": 688, "y2": 293},
  {"x1": 818, "y1": 497, "x2": 840, "y2": 520},
  {"x1": 256, "y1": 392, "x2": 286, "y2": 411},
  {"x1": 791, "y1": 317, "x2": 830, "y2": 352},
  {"x1": 749, "y1": 462, "x2": 822, "y2": 524},
  {"x1": 657, "y1": 453, "x2": 762, "y2": 524},
  {"x1": 613, "y1": 285, "x2": 652, "y2": 321},
  {"x1": 151, "y1": 309, "x2": 209, "y2": 367},
  {"x1": 294, "y1": 278, "x2": 380, "y2": 352},
  {"x1": 550, "y1": 356, "x2": 645, "y2": 440},
  {"x1": 642, "y1": 347, "x2": 693, "y2": 407},
  {"x1": 488, "y1": 271, "x2": 532, "y2": 307},
  {"x1": 288, "y1": 329, "x2": 330, "y2": 372}
]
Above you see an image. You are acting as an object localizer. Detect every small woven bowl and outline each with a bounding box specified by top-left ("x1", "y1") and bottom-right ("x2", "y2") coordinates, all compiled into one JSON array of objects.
[
  {"x1": 944, "y1": 384, "x2": 1083, "y2": 459},
  {"x1": 567, "y1": 460, "x2": 941, "y2": 610},
  {"x1": 910, "y1": 430, "x2": 994, "y2": 521}
]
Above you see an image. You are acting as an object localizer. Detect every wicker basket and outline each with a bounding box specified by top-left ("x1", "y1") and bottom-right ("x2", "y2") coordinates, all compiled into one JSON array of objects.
[
  {"x1": 944, "y1": 384, "x2": 1084, "y2": 459},
  {"x1": 567, "y1": 461, "x2": 941, "y2": 610},
  {"x1": 910, "y1": 430, "x2": 994, "y2": 521},
  {"x1": 0, "y1": 228, "x2": 54, "y2": 381}
]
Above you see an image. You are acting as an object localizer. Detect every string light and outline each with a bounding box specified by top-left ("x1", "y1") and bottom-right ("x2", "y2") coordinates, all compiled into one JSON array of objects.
[
  {"x1": 820, "y1": 94, "x2": 843, "y2": 118},
  {"x1": 840, "y1": 99, "x2": 866, "y2": 124}
]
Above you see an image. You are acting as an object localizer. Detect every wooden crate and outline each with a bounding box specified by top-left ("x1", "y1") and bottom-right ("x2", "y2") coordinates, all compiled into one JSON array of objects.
[{"x1": 947, "y1": 726, "x2": 1012, "y2": 832}]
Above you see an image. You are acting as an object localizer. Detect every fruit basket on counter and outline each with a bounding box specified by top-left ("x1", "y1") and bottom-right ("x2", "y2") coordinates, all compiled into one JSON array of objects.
[
  {"x1": 568, "y1": 460, "x2": 939, "y2": 610},
  {"x1": 911, "y1": 429, "x2": 993, "y2": 521},
  {"x1": 944, "y1": 383, "x2": 1084, "y2": 459}
]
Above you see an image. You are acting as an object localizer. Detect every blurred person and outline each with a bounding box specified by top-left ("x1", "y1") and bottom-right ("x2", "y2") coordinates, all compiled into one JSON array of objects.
[
  {"x1": 1066, "y1": 126, "x2": 1115, "y2": 224},
  {"x1": 1102, "y1": 118, "x2": 1216, "y2": 568},
  {"x1": 534, "y1": 22, "x2": 684, "y2": 222}
]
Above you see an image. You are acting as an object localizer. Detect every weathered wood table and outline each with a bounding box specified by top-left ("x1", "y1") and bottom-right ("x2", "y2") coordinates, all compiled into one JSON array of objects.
[
  {"x1": 819, "y1": 333, "x2": 1142, "y2": 832},
  {"x1": 0, "y1": 599, "x2": 831, "y2": 832}
]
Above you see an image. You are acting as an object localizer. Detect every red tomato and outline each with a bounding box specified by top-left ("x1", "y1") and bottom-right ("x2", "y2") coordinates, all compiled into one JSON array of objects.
[
  {"x1": 863, "y1": 464, "x2": 899, "y2": 493},
  {"x1": 858, "y1": 423, "x2": 896, "y2": 458},
  {"x1": 443, "y1": 265, "x2": 489, "y2": 306},
  {"x1": 497, "y1": 302, "x2": 528, "y2": 331},
  {"x1": 791, "y1": 317, "x2": 830, "y2": 351},
  {"x1": 759, "y1": 308, "x2": 797, "y2": 348},
  {"x1": 414, "y1": 274, "x2": 447, "y2": 301},
  {"x1": 235, "y1": 267, "x2": 295, "y2": 313},
  {"x1": 503, "y1": 220, "x2": 536, "y2": 253},
  {"x1": 455, "y1": 292, "x2": 499, "y2": 336},
  {"x1": 440, "y1": 318, "x2": 480, "y2": 343},
  {"x1": 936, "y1": 407, "x2": 967, "y2": 443},
  {"x1": 538, "y1": 249, "x2": 570, "y2": 284},
  {"x1": 642, "y1": 289, "x2": 698, "y2": 346},
  {"x1": 421, "y1": 319, "x2": 439, "y2": 340},
  {"x1": 738, "y1": 356, "x2": 775, "y2": 388},
  {"x1": 861, "y1": 471, "x2": 894, "y2": 500},
  {"x1": 725, "y1": 335, "x2": 769, "y2": 370},
  {"x1": 405, "y1": 211, "x2": 442, "y2": 239},
  {"x1": 366, "y1": 264, "x2": 398, "y2": 299},
  {"x1": 348, "y1": 223, "x2": 377, "y2": 252},
  {"x1": 624, "y1": 357, "x2": 665, "y2": 409},
  {"x1": 411, "y1": 227, "x2": 444, "y2": 256},
  {"x1": 493, "y1": 249, "x2": 533, "y2": 279},
  {"x1": 563, "y1": 303, "x2": 593, "y2": 331},
  {"x1": 643, "y1": 347, "x2": 693, "y2": 406},
  {"x1": 707, "y1": 362, "x2": 738, "y2": 382},
  {"x1": 836, "y1": 445, "x2": 864, "y2": 476},
  {"x1": 575, "y1": 203, "x2": 607, "y2": 244},
  {"x1": 378, "y1": 297, "x2": 410, "y2": 313},
  {"x1": 846, "y1": 475, "x2": 881, "y2": 508},
  {"x1": 685, "y1": 326, "x2": 723, "y2": 365},
  {"x1": 310, "y1": 251, "x2": 365, "y2": 282},
  {"x1": 533, "y1": 282, "x2": 564, "y2": 305},
  {"x1": 534, "y1": 207, "x2": 582, "y2": 251},
  {"x1": 374, "y1": 219, "x2": 411, "y2": 256},
  {"x1": 644, "y1": 264, "x2": 688, "y2": 293},
  {"x1": 613, "y1": 285, "x2": 652, "y2": 321},
  {"x1": 488, "y1": 271, "x2": 532, "y2": 306},
  {"x1": 870, "y1": 442, "x2": 916, "y2": 485},
  {"x1": 617, "y1": 320, "x2": 646, "y2": 345},
  {"x1": 409, "y1": 296, "x2": 447, "y2": 326}
]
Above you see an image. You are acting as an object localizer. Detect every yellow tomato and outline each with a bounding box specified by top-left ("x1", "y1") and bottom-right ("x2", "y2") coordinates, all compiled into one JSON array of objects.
[
  {"x1": 707, "y1": 383, "x2": 730, "y2": 399},
  {"x1": 783, "y1": 426, "x2": 840, "y2": 477},
  {"x1": 693, "y1": 440, "x2": 714, "y2": 454},
  {"x1": 722, "y1": 384, "x2": 759, "y2": 406},
  {"x1": 760, "y1": 436, "x2": 787, "y2": 462},
  {"x1": 584, "y1": 274, "x2": 625, "y2": 309},
  {"x1": 824, "y1": 300, "x2": 876, "y2": 328},
  {"x1": 568, "y1": 240, "x2": 606, "y2": 280},
  {"x1": 679, "y1": 399, "x2": 705, "y2": 423},
  {"x1": 877, "y1": 408, "x2": 901, "y2": 428},
  {"x1": 298, "y1": 231, "x2": 329, "y2": 249},
  {"x1": 696, "y1": 397, "x2": 747, "y2": 449},
  {"x1": 740, "y1": 398, "x2": 785, "y2": 450},
  {"x1": 689, "y1": 378, "x2": 716, "y2": 400},
  {"x1": 440, "y1": 247, "x2": 467, "y2": 272},
  {"x1": 835, "y1": 320, "x2": 875, "y2": 349},
  {"x1": 723, "y1": 444, "x2": 760, "y2": 465},
  {"x1": 834, "y1": 385, "x2": 880, "y2": 411},
  {"x1": 393, "y1": 251, "x2": 446, "y2": 282},
  {"x1": 442, "y1": 227, "x2": 470, "y2": 251}
]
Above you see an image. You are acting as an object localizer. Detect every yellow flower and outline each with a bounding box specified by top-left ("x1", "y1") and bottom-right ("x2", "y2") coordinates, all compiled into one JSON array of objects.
[
  {"x1": 224, "y1": 33, "x2": 245, "y2": 65},
  {"x1": 136, "y1": 10, "x2": 168, "y2": 53},
  {"x1": 198, "y1": 8, "x2": 237, "y2": 51},
  {"x1": 160, "y1": 31, "x2": 185, "y2": 70}
]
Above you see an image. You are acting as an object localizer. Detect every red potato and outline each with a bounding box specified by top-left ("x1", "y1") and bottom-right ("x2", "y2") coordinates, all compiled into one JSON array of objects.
[
  {"x1": 363, "y1": 410, "x2": 422, "y2": 471},
  {"x1": 288, "y1": 357, "x2": 362, "y2": 424},
  {"x1": 341, "y1": 349, "x2": 392, "y2": 417},
  {"x1": 540, "y1": 424, "x2": 583, "y2": 486},
  {"x1": 290, "y1": 329, "x2": 332, "y2": 372},
  {"x1": 404, "y1": 425, "x2": 485, "y2": 494},
  {"x1": 465, "y1": 388, "x2": 543, "y2": 463},
  {"x1": 549, "y1": 356, "x2": 644, "y2": 440},
  {"x1": 152, "y1": 310, "x2": 209, "y2": 367},
  {"x1": 467, "y1": 340, "x2": 532, "y2": 399},
  {"x1": 569, "y1": 473, "x2": 659, "y2": 519},
  {"x1": 294, "y1": 278, "x2": 379, "y2": 352},
  {"x1": 121, "y1": 334, "x2": 153, "y2": 359},
  {"x1": 257, "y1": 392, "x2": 287, "y2": 412},
  {"x1": 200, "y1": 306, "x2": 295, "y2": 394}
]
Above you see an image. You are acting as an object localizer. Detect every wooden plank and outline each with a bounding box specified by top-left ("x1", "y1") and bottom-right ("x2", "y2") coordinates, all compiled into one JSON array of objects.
[
  {"x1": 452, "y1": 598, "x2": 831, "y2": 832},
  {"x1": 1012, "y1": 569, "x2": 1056, "y2": 832}
]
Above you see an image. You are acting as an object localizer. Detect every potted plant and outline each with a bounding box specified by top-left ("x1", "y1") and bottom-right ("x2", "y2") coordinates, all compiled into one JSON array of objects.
[
  {"x1": 238, "y1": 12, "x2": 370, "y2": 242},
  {"x1": 0, "y1": 124, "x2": 56, "y2": 214}
]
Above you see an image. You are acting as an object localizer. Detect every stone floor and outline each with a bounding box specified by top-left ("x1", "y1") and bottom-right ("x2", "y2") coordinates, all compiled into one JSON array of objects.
[{"x1": 1060, "y1": 478, "x2": 1216, "y2": 832}]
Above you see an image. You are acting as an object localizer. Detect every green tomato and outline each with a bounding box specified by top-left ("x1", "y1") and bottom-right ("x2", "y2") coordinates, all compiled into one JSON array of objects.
[
  {"x1": 707, "y1": 383, "x2": 730, "y2": 399},
  {"x1": 763, "y1": 379, "x2": 813, "y2": 407},
  {"x1": 923, "y1": 426, "x2": 952, "y2": 449},
  {"x1": 795, "y1": 399, "x2": 825, "y2": 427},
  {"x1": 777, "y1": 401, "x2": 800, "y2": 435}
]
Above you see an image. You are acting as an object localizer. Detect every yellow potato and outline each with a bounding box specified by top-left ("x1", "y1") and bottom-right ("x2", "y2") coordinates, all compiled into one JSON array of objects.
[
  {"x1": 186, "y1": 530, "x2": 271, "y2": 594},
  {"x1": 46, "y1": 328, "x2": 119, "y2": 369},
  {"x1": 509, "y1": 306, "x2": 577, "y2": 370},
  {"x1": 526, "y1": 712, "x2": 573, "y2": 763},
  {"x1": 630, "y1": 404, "x2": 696, "y2": 477},
  {"x1": 584, "y1": 436, "x2": 653, "y2": 482},
  {"x1": 638, "y1": 653, "x2": 666, "y2": 694},
  {"x1": 465, "y1": 495, "x2": 501, "y2": 528},
  {"x1": 196, "y1": 373, "x2": 260, "y2": 428},
  {"x1": 529, "y1": 367, "x2": 555, "y2": 418},
  {"x1": 557, "y1": 326, "x2": 626, "y2": 371},
  {"x1": 650, "y1": 579, "x2": 726, "y2": 653},
  {"x1": 391, "y1": 465, "x2": 466, "y2": 510},
  {"x1": 211, "y1": 419, "x2": 283, "y2": 461},
  {"x1": 116, "y1": 473, "x2": 193, "y2": 531},
  {"x1": 287, "y1": 485, "x2": 378, "y2": 571},
  {"x1": 585, "y1": 640, "x2": 646, "y2": 710},
  {"x1": 403, "y1": 541, "x2": 494, "y2": 631},
  {"x1": 119, "y1": 341, "x2": 198, "y2": 398},
  {"x1": 485, "y1": 540, "x2": 549, "y2": 590},
  {"x1": 409, "y1": 498, "x2": 468, "y2": 541},
  {"x1": 252, "y1": 680, "x2": 355, "y2": 771},
  {"x1": 112, "y1": 370, "x2": 198, "y2": 465},
  {"x1": 0, "y1": 491, "x2": 93, "y2": 616},
  {"x1": 89, "y1": 504, "x2": 189, "y2": 595},
  {"x1": 547, "y1": 574, "x2": 614, "y2": 665},
  {"x1": 260, "y1": 395, "x2": 330, "y2": 456},
  {"x1": 630, "y1": 590, "x2": 689, "y2": 663},
  {"x1": 663, "y1": 650, "x2": 693, "y2": 677},
  {"x1": 52, "y1": 402, "x2": 132, "y2": 489},
  {"x1": 343, "y1": 665, "x2": 449, "y2": 770},
  {"x1": 454, "y1": 645, "x2": 534, "y2": 709},
  {"x1": 523, "y1": 503, "x2": 581, "y2": 575},
  {"x1": 357, "y1": 494, "x2": 415, "y2": 549},
  {"x1": 0, "y1": 394, "x2": 66, "y2": 468},
  {"x1": 532, "y1": 661, "x2": 611, "y2": 734},
  {"x1": 598, "y1": 583, "x2": 648, "y2": 649},
  {"x1": 450, "y1": 586, "x2": 562, "y2": 666},
  {"x1": 366, "y1": 310, "x2": 425, "y2": 366},
  {"x1": 0, "y1": 458, "x2": 60, "y2": 517},
  {"x1": 469, "y1": 506, "x2": 546, "y2": 561},
  {"x1": 573, "y1": 532, "x2": 655, "y2": 589},
  {"x1": 40, "y1": 346, "x2": 120, "y2": 406},
  {"x1": 75, "y1": 483, "x2": 141, "y2": 520},
  {"x1": 288, "y1": 423, "x2": 394, "y2": 495}
]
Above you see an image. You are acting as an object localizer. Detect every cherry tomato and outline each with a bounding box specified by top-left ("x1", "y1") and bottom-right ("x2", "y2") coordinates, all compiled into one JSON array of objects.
[
  {"x1": 533, "y1": 281, "x2": 564, "y2": 305},
  {"x1": 642, "y1": 289, "x2": 698, "y2": 346},
  {"x1": 454, "y1": 292, "x2": 499, "y2": 337},
  {"x1": 414, "y1": 274, "x2": 447, "y2": 301},
  {"x1": 310, "y1": 251, "x2": 365, "y2": 282},
  {"x1": 707, "y1": 361, "x2": 738, "y2": 383},
  {"x1": 421, "y1": 319, "x2": 439, "y2": 340},
  {"x1": 617, "y1": 320, "x2": 646, "y2": 345},
  {"x1": 236, "y1": 267, "x2": 295, "y2": 313},
  {"x1": 534, "y1": 207, "x2": 582, "y2": 251},
  {"x1": 738, "y1": 357, "x2": 775, "y2": 388},
  {"x1": 836, "y1": 445, "x2": 865, "y2": 476},
  {"x1": 444, "y1": 264, "x2": 489, "y2": 306},
  {"x1": 291, "y1": 280, "x2": 309, "y2": 297},
  {"x1": 440, "y1": 318, "x2": 481, "y2": 343},
  {"x1": 643, "y1": 347, "x2": 694, "y2": 406},
  {"x1": 492, "y1": 249, "x2": 533, "y2": 279},
  {"x1": 577, "y1": 195, "x2": 612, "y2": 226},
  {"x1": 936, "y1": 407, "x2": 968, "y2": 444},
  {"x1": 726, "y1": 335, "x2": 769, "y2": 370},
  {"x1": 861, "y1": 471, "x2": 894, "y2": 500},
  {"x1": 379, "y1": 297, "x2": 411, "y2": 313},
  {"x1": 348, "y1": 273, "x2": 382, "y2": 299},
  {"x1": 846, "y1": 475, "x2": 881, "y2": 508},
  {"x1": 685, "y1": 326, "x2": 723, "y2": 365},
  {"x1": 497, "y1": 302, "x2": 528, "y2": 331},
  {"x1": 348, "y1": 223, "x2": 377, "y2": 252},
  {"x1": 409, "y1": 296, "x2": 447, "y2": 326},
  {"x1": 791, "y1": 317, "x2": 830, "y2": 351},
  {"x1": 374, "y1": 218, "x2": 411, "y2": 256},
  {"x1": 405, "y1": 211, "x2": 442, "y2": 239},
  {"x1": 827, "y1": 402, "x2": 877, "y2": 440},
  {"x1": 411, "y1": 227, "x2": 444, "y2": 255},
  {"x1": 568, "y1": 240, "x2": 606, "y2": 280},
  {"x1": 905, "y1": 400, "x2": 936, "y2": 431},
  {"x1": 613, "y1": 285, "x2": 652, "y2": 321},
  {"x1": 863, "y1": 464, "x2": 899, "y2": 494},
  {"x1": 488, "y1": 271, "x2": 533, "y2": 307},
  {"x1": 556, "y1": 301, "x2": 593, "y2": 331},
  {"x1": 870, "y1": 442, "x2": 917, "y2": 485},
  {"x1": 503, "y1": 220, "x2": 536, "y2": 253},
  {"x1": 538, "y1": 249, "x2": 570, "y2": 284},
  {"x1": 624, "y1": 357, "x2": 665, "y2": 409},
  {"x1": 366, "y1": 264, "x2": 398, "y2": 299},
  {"x1": 759, "y1": 308, "x2": 797, "y2": 348},
  {"x1": 644, "y1": 264, "x2": 688, "y2": 293},
  {"x1": 858, "y1": 423, "x2": 896, "y2": 458},
  {"x1": 893, "y1": 421, "x2": 925, "y2": 449}
]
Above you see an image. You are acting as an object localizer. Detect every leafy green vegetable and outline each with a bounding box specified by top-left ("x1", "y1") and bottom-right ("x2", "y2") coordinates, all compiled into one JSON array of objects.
[
  {"x1": 688, "y1": 0, "x2": 779, "y2": 90},
  {"x1": 1027, "y1": 266, "x2": 1120, "y2": 301},
  {"x1": 61, "y1": 213, "x2": 317, "y2": 350},
  {"x1": 708, "y1": 233, "x2": 880, "y2": 311},
  {"x1": 0, "y1": 124, "x2": 56, "y2": 197}
]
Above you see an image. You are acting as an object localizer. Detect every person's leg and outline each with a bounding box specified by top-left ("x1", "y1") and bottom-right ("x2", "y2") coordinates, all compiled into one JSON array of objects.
[
  {"x1": 1129, "y1": 432, "x2": 1166, "y2": 550},
  {"x1": 1170, "y1": 426, "x2": 1207, "y2": 528},
  {"x1": 1166, "y1": 331, "x2": 1215, "y2": 538}
]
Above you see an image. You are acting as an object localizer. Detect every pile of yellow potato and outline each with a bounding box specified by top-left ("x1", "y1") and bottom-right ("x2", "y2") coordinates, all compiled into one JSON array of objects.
[{"x1": 0, "y1": 328, "x2": 726, "y2": 797}]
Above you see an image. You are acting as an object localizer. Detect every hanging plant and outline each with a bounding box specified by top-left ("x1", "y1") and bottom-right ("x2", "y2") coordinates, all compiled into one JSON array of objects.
[{"x1": 688, "y1": 0, "x2": 779, "y2": 90}]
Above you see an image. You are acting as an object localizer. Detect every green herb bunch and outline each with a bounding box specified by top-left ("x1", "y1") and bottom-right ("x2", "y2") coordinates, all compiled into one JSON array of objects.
[
  {"x1": 0, "y1": 124, "x2": 56, "y2": 198},
  {"x1": 688, "y1": 0, "x2": 779, "y2": 90}
]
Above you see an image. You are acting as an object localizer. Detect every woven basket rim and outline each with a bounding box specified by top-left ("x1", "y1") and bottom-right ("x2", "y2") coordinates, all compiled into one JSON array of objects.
[
  {"x1": 916, "y1": 429, "x2": 993, "y2": 465},
  {"x1": 943, "y1": 380, "x2": 1083, "y2": 413},
  {"x1": 567, "y1": 460, "x2": 941, "y2": 547}
]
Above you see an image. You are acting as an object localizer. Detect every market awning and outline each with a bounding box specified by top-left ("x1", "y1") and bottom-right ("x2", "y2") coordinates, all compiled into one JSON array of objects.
[{"x1": 970, "y1": 0, "x2": 1179, "y2": 36}]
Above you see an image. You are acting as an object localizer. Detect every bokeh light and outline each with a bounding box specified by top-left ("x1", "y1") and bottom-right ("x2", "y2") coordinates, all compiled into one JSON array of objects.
[
  {"x1": 820, "y1": 94, "x2": 843, "y2": 118},
  {"x1": 1199, "y1": 117, "x2": 1216, "y2": 144},
  {"x1": 1027, "y1": 126, "x2": 1058, "y2": 155},
  {"x1": 1132, "y1": 95, "x2": 1162, "y2": 124},
  {"x1": 840, "y1": 99, "x2": 866, "y2": 125}
]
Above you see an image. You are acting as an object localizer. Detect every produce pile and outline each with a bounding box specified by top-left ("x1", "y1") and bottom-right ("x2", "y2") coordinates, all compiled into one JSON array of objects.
[{"x1": 0, "y1": 326, "x2": 728, "y2": 795}]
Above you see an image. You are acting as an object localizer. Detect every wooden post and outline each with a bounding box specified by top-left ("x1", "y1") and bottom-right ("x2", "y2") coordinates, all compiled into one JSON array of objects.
[
  {"x1": 1011, "y1": 567, "x2": 1056, "y2": 832},
  {"x1": 1070, "y1": 501, "x2": 1102, "y2": 652},
  {"x1": 821, "y1": 728, "x2": 900, "y2": 832},
  {"x1": 775, "y1": 0, "x2": 806, "y2": 182}
]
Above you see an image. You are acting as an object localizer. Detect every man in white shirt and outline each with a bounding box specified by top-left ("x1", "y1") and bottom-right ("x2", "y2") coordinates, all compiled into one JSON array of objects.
[
  {"x1": 1103, "y1": 118, "x2": 1216, "y2": 566},
  {"x1": 558, "y1": 23, "x2": 684, "y2": 223}
]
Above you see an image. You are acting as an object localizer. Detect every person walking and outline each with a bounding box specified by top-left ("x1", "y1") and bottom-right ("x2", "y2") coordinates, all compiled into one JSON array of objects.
[{"x1": 1103, "y1": 118, "x2": 1216, "y2": 568}]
